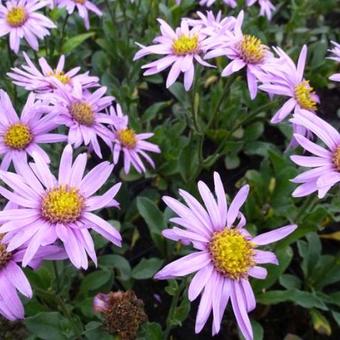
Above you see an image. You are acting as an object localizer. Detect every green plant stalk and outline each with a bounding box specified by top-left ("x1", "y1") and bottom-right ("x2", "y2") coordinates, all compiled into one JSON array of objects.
[
  {"x1": 295, "y1": 195, "x2": 319, "y2": 223},
  {"x1": 190, "y1": 66, "x2": 203, "y2": 134},
  {"x1": 164, "y1": 279, "x2": 187, "y2": 339},
  {"x1": 59, "y1": 13, "x2": 70, "y2": 53},
  {"x1": 35, "y1": 287, "x2": 83, "y2": 338},
  {"x1": 6, "y1": 38, "x2": 17, "y2": 102},
  {"x1": 53, "y1": 261, "x2": 61, "y2": 293},
  {"x1": 207, "y1": 75, "x2": 235, "y2": 130}
]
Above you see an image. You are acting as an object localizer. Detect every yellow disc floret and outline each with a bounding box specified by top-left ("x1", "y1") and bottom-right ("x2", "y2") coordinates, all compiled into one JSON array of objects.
[
  {"x1": 117, "y1": 128, "x2": 137, "y2": 149},
  {"x1": 70, "y1": 102, "x2": 95, "y2": 126},
  {"x1": 172, "y1": 35, "x2": 199, "y2": 55},
  {"x1": 239, "y1": 35, "x2": 265, "y2": 64},
  {"x1": 49, "y1": 71, "x2": 71, "y2": 85},
  {"x1": 74, "y1": 0, "x2": 86, "y2": 4},
  {"x1": 6, "y1": 6, "x2": 27, "y2": 27},
  {"x1": 4, "y1": 123, "x2": 33, "y2": 150},
  {"x1": 209, "y1": 228, "x2": 255, "y2": 279},
  {"x1": 41, "y1": 186, "x2": 85, "y2": 224},
  {"x1": 294, "y1": 80, "x2": 317, "y2": 111}
]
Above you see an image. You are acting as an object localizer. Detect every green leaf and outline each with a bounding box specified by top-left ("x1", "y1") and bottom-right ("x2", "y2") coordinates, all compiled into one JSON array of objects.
[
  {"x1": 136, "y1": 196, "x2": 166, "y2": 253},
  {"x1": 131, "y1": 258, "x2": 163, "y2": 280},
  {"x1": 171, "y1": 297, "x2": 191, "y2": 326},
  {"x1": 328, "y1": 292, "x2": 340, "y2": 307},
  {"x1": 243, "y1": 122, "x2": 264, "y2": 142},
  {"x1": 300, "y1": 232, "x2": 321, "y2": 278},
  {"x1": 168, "y1": 82, "x2": 188, "y2": 105},
  {"x1": 99, "y1": 254, "x2": 132, "y2": 281},
  {"x1": 224, "y1": 153, "x2": 240, "y2": 170},
  {"x1": 310, "y1": 309, "x2": 332, "y2": 336},
  {"x1": 84, "y1": 321, "x2": 113, "y2": 340},
  {"x1": 62, "y1": 33, "x2": 95, "y2": 53},
  {"x1": 143, "y1": 101, "x2": 172, "y2": 121},
  {"x1": 257, "y1": 289, "x2": 328, "y2": 310},
  {"x1": 25, "y1": 312, "x2": 68, "y2": 340},
  {"x1": 332, "y1": 311, "x2": 340, "y2": 327},
  {"x1": 139, "y1": 322, "x2": 163, "y2": 340},
  {"x1": 80, "y1": 270, "x2": 113, "y2": 294},
  {"x1": 251, "y1": 319, "x2": 264, "y2": 340},
  {"x1": 279, "y1": 274, "x2": 302, "y2": 290},
  {"x1": 178, "y1": 138, "x2": 199, "y2": 182},
  {"x1": 165, "y1": 280, "x2": 179, "y2": 296}
]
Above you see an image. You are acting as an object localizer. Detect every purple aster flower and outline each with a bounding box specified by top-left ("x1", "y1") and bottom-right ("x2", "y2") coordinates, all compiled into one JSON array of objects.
[
  {"x1": 0, "y1": 0, "x2": 56, "y2": 54},
  {"x1": 184, "y1": 11, "x2": 236, "y2": 38},
  {"x1": 0, "y1": 90, "x2": 67, "y2": 171},
  {"x1": 289, "y1": 110, "x2": 340, "y2": 198},
  {"x1": 176, "y1": 0, "x2": 237, "y2": 6},
  {"x1": 0, "y1": 233, "x2": 66, "y2": 320},
  {"x1": 328, "y1": 41, "x2": 340, "y2": 82},
  {"x1": 247, "y1": 0, "x2": 275, "y2": 20},
  {"x1": 49, "y1": 84, "x2": 114, "y2": 158},
  {"x1": 259, "y1": 45, "x2": 320, "y2": 123},
  {"x1": 109, "y1": 103, "x2": 160, "y2": 174},
  {"x1": 0, "y1": 144, "x2": 122, "y2": 269},
  {"x1": 155, "y1": 172, "x2": 297, "y2": 338},
  {"x1": 133, "y1": 19, "x2": 213, "y2": 91},
  {"x1": 8, "y1": 52, "x2": 99, "y2": 93},
  {"x1": 205, "y1": 11, "x2": 274, "y2": 99},
  {"x1": 56, "y1": 0, "x2": 102, "y2": 30},
  {"x1": 199, "y1": 0, "x2": 237, "y2": 7}
]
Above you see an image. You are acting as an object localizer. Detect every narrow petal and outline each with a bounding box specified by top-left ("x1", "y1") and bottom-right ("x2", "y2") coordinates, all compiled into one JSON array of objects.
[
  {"x1": 226, "y1": 185, "x2": 249, "y2": 227},
  {"x1": 231, "y1": 281, "x2": 253, "y2": 340},
  {"x1": 154, "y1": 251, "x2": 211, "y2": 280},
  {"x1": 252, "y1": 224, "x2": 297, "y2": 245}
]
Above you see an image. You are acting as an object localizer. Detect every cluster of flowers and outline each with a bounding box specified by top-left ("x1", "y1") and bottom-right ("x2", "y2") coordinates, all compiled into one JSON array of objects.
[
  {"x1": 135, "y1": 10, "x2": 340, "y2": 190},
  {"x1": 0, "y1": 47, "x2": 160, "y2": 320},
  {"x1": 176, "y1": 0, "x2": 276, "y2": 20},
  {"x1": 134, "y1": 9, "x2": 340, "y2": 340},
  {"x1": 0, "y1": 0, "x2": 103, "y2": 53},
  {"x1": 0, "y1": 3, "x2": 339, "y2": 340}
]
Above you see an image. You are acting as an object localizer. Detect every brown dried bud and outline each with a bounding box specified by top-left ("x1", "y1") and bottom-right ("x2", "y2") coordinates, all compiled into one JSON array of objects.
[{"x1": 93, "y1": 290, "x2": 148, "y2": 340}]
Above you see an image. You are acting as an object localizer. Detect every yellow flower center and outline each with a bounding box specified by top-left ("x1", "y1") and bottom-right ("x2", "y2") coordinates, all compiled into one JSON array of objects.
[
  {"x1": 0, "y1": 235, "x2": 12, "y2": 270},
  {"x1": 333, "y1": 146, "x2": 340, "y2": 171},
  {"x1": 74, "y1": 0, "x2": 86, "y2": 4},
  {"x1": 172, "y1": 35, "x2": 199, "y2": 55},
  {"x1": 294, "y1": 80, "x2": 317, "y2": 111},
  {"x1": 117, "y1": 129, "x2": 137, "y2": 149},
  {"x1": 209, "y1": 229, "x2": 255, "y2": 280},
  {"x1": 6, "y1": 7, "x2": 27, "y2": 27},
  {"x1": 4, "y1": 123, "x2": 33, "y2": 150},
  {"x1": 239, "y1": 35, "x2": 265, "y2": 64},
  {"x1": 49, "y1": 71, "x2": 71, "y2": 85},
  {"x1": 41, "y1": 186, "x2": 85, "y2": 224},
  {"x1": 70, "y1": 102, "x2": 95, "y2": 126}
]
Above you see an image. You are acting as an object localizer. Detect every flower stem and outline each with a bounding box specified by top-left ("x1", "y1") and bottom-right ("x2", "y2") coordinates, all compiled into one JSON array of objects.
[
  {"x1": 296, "y1": 195, "x2": 319, "y2": 223},
  {"x1": 190, "y1": 66, "x2": 202, "y2": 134},
  {"x1": 164, "y1": 279, "x2": 187, "y2": 339},
  {"x1": 53, "y1": 261, "x2": 60, "y2": 292},
  {"x1": 6, "y1": 38, "x2": 17, "y2": 101},
  {"x1": 207, "y1": 76, "x2": 234, "y2": 130},
  {"x1": 60, "y1": 13, "x2": 70, "y2": 53}
]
